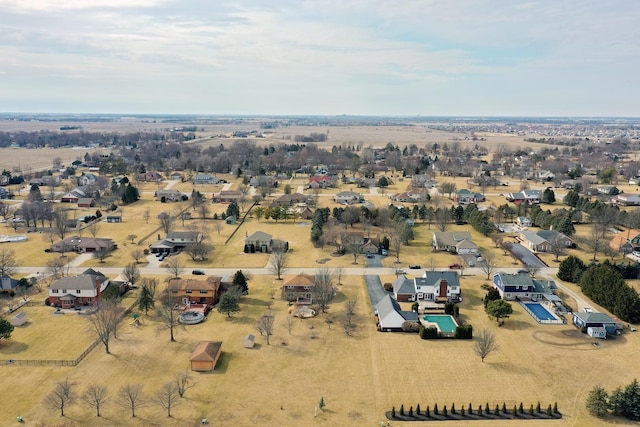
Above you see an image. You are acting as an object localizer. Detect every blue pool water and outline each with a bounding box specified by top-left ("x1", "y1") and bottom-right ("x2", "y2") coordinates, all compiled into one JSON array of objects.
[
  {"x1": 524, "y1": 303, "x2": 556, "y2": 321},
  {"x1": 422, "y1": 315, "x2": 458, "y2": 333}
]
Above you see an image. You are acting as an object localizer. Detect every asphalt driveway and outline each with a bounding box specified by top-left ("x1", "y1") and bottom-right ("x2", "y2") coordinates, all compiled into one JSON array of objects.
[
  {"x1": 364, "y1": 275, "x2": 392, "y2": 314},
  {"x1": 509, "y1": 243, "x2": 547, "y2": 268}
]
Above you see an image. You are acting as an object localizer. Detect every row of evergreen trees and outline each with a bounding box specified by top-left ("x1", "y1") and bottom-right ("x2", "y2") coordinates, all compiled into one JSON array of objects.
[
  {"x1": 462, "y1": 204, "x2": 495, "y2": 236},
  {"x1": 558, "y1": 256, "x2": 640, "y2": 283},
  {"x1": 557, "y1": 257, "x2": 640, "y2": 323},
  {"x1": 587, "y1": 379, "x2": 640, "y2": 420},
  {"x1": 390, "y1": 401, "x2": 559, "y2": 418}
]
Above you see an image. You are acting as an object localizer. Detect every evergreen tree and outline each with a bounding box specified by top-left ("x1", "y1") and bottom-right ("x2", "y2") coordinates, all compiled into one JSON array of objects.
[
  {"x1": 137, "y1": 285, "x2": 155, "y2": 315},
  {"x1": 557, "y1": 255, "x2": 586, "y2": 282},
  {"x1": 621, "y1": 379, "x2": 640, "y2": 420},
  {"x1": 217, "y1": 293, "x2": 240, "y2": 318},
  {"x1": 542, "y1": 188, "x2": 556, "y2": 204},
  {"x1": 232, "y1": 270, "x2": 249, "y2": 295},
  {"x1": 586, "y1": 384, "x2": 610, "y2": 418},
  {"x1": 0, "y1": 318, "x2": 14, "y2": 341}
]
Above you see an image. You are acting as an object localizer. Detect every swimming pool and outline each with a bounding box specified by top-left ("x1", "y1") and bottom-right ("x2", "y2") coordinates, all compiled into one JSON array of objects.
[
  {"x1": 422, "y1": 314, "x2": 458, "y2": 333},
  {"x1": 523, "y1": 303, "x2": 556, "y2": 321}
]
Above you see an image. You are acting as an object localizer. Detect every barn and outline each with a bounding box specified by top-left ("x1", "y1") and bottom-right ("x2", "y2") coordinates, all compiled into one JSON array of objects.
[{"x1": 190, "y1": 341, "x2": 222, "y2": 372}]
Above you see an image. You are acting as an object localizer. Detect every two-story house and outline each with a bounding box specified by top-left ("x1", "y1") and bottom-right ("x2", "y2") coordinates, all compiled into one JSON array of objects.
[
  {"x1": 392, "y1": 271, "x2": 461, "y2": 303},
  {"x1": 493, "y1": 272, "x2": 557, "y2": 301},
  {"x1": 168, "y1": 276, "x2": 223, "y2": 306},
  {"x1": 48, "y1": 269, "x2": 109, "y2": 308},
  {"x1": 281, "y1": 273, "x2": 315, "y2": 305},
  {"x1": 151, "y1": 231, "x2": 202, "y2": 253}
]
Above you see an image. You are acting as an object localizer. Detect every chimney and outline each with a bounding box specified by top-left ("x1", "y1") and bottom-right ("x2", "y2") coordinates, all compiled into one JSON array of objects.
[{"x1": 96, "y1": 278, "x2": 102, "y2": 303}]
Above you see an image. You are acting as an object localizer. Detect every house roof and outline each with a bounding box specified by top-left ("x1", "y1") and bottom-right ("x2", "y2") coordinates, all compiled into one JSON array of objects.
[
  {"x1": 190, "y1": 341, "x2": 222, "y2": 362},
  {"x1": 415, "y1": 271, "x2": 461, "y2": 289},
  {"x1": 392, "y1": 275, "x2": 414, "y2": 295},
  {"x1": 456, "y1": 239, "x2": 478, "y2": 250},
  {"x1": 610, "y1": 229, "x2": 640, "y2": 249},
  {"x1": 246, "y1": 231, "x2": 272, "y2": 242},
  {"x1": 282, "y1": 273, "x2": 315, "y2": 287},
  {"x1": 433, "y1": 231, "x2": 472, "y2": 247},
  {"x1": 375, "y1": 295, "x2": 418, "y2": 322},
  {"x1": 169, "y1": 277, "x2": 222, "y2": 292},
  {"x1": 573, "y1": 312, "x2": 617, "y2": 324},
  {"x1": 52, "y1": 274, "x2": 109, "y2": 291},
  {"x1": 77, "y1": 198, "x2": 94, "y2": 204},
  {"x1": 496, "y1": 272, "x2": 534, "y2": 287},
  {"x1": 521, "y1": 229, "x2": 570, "y2": 245}
]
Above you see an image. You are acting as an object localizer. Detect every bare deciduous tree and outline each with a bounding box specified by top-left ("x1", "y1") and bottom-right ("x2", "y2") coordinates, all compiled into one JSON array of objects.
[
  {"x1": 86, "y1": 299, "x2": 123, "y2": 354},
  {"x1": 126, "y1": 234, "x2": 138, "y2": 244},
  {"x1": 175, "y1": 370, "x2": 195, "y2": 398},
  {"x1": 213, "y1": 221, "x2": 223, "y2": 236},
  {"x1": 87, "y1": 221, "x2": 101, "y2": 238},
  {"x1": 286, "y1": 313, "x2": 295, "y2": 335},
  {"x1": 157, "y1": 292, "x2": 182, "y2": 342},
  {"x1": 143, "y1": 208, "x2": 150, "y2": 224},
  {"x1": 479, "y1": 252, "x2": 496, "y2": 280},
  {"x1": 164, "y1": 256, "x2": 184, "y2": 279},
  {"x1": 117, "y1": 384, "x2": 145, "y2": 418},
  {"x1": 156, "y1": 382, "x2": 180, "y2": 417},
  {"x1": 255, "y1": 314, "x2": 275, "y2": 345},
  {"x1": 54, "y1": 209, "x2": 69, "y2": 239},
  {"x1": 93, "y1": 247, "x2": 112, "y2": 263},
  {"x1": 334, "y1": 266, "x2": 344, "y2": 285},
  {"x1": 82, "y1": 384, "x2": 108, "y2": 417},
  {"x1": 342, "y1": 234, "x2": 364, "y2": 265},
  {"x1": 0, "y1": 201, "x2": 13, "y2": 221},
  {"x1": 122, "y1": 263, "x2": 141, "y2": 287},
  {"x1": 269, "y1": 249, "x2": 289, "y2": 280},
  {"x1": 473, "y1": 328, "x2": 498, "y2": 363},
  {"x1": 130, "y1": 248, "x2": 144, "y2": 264},
  {"x1": 313, "y1": 268, "x2": 335, "y2": 313},
  {"x1": 0, "y1": 248, "x2": 17, "y2": 276},
  {"x1": 159, "y1": 212, "x2": 174, "y2": 234},
  {"x1": 45, "y1": 377, "x2": 76, "y2": 417},
  {"x1": 47, "y1": 257, "x2": 67, "y2": 279}
]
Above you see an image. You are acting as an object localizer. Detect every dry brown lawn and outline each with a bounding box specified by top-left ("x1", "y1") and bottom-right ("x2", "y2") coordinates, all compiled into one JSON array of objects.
[{"x1": 0, "y1": 273, "x2": 638, "y2": 426}]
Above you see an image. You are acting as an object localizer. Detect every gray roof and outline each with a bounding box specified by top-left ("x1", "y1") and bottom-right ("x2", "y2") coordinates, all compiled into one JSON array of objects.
[
  {"x1": 52, "y1": 274, "x2": 108, "y2": 291},
  {"x1": 573, "y1": 312, "x2": 617, "y2": 324},
  {"x1": 246, "y1": 231, "x2": 272, "y2": 242},
  {"x1": 433, "y1": 231, "x2": 472, "y2": 247},
  {"x1": 392, "y1": 276, "x2": 414, "y2": 295},
  {"x1": 375, "y1": 295, "x2": 418, "y2": 322},
  {"x1": 415, "y1": 271, "x2": 460, "y2": 290},
  {"x1": 497, "y1": 272, "x2": 534, "y2": 286}
]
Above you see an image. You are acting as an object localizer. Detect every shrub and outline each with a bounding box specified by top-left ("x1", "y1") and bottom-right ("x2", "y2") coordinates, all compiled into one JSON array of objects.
[
  {"x1": 44, "y1": 297, "x2": 51, "y2": 306},
  {"x1": 478, "y1": 405, "x2": 482, "y2": 415},
  {"x1": 416, "y1": 404, "x2": 421, "y2": 415},
  {"x1": 513, "y1": 405, "x2": 518, "y2": 417},
  {"x1": 529, "y1": 404, "x2": 534, "y2": 415},
  {"x1": 400, "y1": 404, "x2": 404, "y2": 416},
  {"x1": 547, "y1": 405, "x2": 552, "y2": 416},
  {"x1": 434, "y1": 403, "x2": 438, "y2": 415},
  {"x1": 553, "y1": 402, "x2": 558, "y2": 413},
  {"x1": 536, "y1": 402, "x2": 541, "y2": 412},
  {"x1": 485, "y1": 403, "x2": 490, "y2": 414},
  {"x1": 391, "y1": 406, "x2": 396, "y2": 418},
  {"x1": 444, "y1": 302, "x2": 454, "y2": 315},
  {"x1": 402, "y1": 321, "x2": 420, "y2": 332},
  {"x1": 495, "y1": 404, "x2": 500, "y2": 415},
  {"x1": 443, "y1": 405, "x2": 447, "y2": 416},
  {"x1": 383, "y1": 282, "x2": 393, "y2": 291},
  {"x1": 454, "y1": 305, "x2": 460, "y2": 317},
  {"x1": 451, "y1": 403, "x2": 456, "y2": 414},
  {"x1": 426, "y1": 405, "x2": 430, "y2": 417},
  {"x1": 502, "y1": 402, "x2": 507, "y2": 413},
  {"x1": 461, "y1": 407, "x2": 465, "y2": 416},
  {"x1": 468, "y1": 403, "x2": 473, "y2": 414},
  {"x1": 409, "y1": 406, "x2": 413, "y2": 417},
  {"x1": 519, "y1": 402, "x2": 524, "y2": 413}
]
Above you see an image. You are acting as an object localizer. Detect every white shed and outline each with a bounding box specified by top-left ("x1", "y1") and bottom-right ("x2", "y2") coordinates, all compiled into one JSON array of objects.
[
  {"x1": 11, "y1": 312, "x2": 27, "y2": 326},
  {"x1": 587, "y1": 326, "x2": 607, "y2": 339},
  {"x1": 243, "y1": 334, "x2": 255, "y2": 348}
]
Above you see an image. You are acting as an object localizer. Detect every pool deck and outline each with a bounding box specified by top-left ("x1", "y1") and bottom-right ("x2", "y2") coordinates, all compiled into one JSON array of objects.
[{"x1": 520, "y1": 302, "x2": 565, "y2": 324}]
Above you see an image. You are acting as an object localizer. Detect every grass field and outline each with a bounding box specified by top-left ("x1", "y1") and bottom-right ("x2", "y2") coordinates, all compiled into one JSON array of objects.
[{"x1": 1, "y1": 272, "x2": 639, "y2": 426}]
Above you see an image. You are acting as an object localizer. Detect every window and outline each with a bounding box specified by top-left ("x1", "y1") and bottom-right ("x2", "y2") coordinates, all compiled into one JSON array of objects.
[
  {"x1": 186, "y1": 290, "x2": 192, "y2": 294},
  {"x1": 52, "y1": 289, "x2": 59, "y2": 294},
  {"x1": 76, "y1": 290, "x2": 81, "y2": 294},
  {"x1": 200, "y1": 290, "x2": 208, "y2": 294}
]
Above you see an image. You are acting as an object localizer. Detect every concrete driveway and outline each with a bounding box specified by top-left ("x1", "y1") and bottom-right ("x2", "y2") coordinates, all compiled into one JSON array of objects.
[{"x1": 365, "y1": 254, "x2": 383, "y2": 268}]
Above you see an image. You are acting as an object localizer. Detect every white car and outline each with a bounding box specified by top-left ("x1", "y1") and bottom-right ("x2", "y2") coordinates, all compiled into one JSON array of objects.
[{"x1": 584, "y1": 307, "x2": 594, "y2": 313}]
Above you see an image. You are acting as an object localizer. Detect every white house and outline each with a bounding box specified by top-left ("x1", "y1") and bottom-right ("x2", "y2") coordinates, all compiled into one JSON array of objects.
[{"x1": 334, "y1": 191, "x2": 363, "y2": 205}]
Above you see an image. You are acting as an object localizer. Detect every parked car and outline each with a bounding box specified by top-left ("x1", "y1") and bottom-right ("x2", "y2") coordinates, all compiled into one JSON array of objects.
[
  {"x1": 584, "y1": 307, "x2": 594, "y2": 313},
  {"x1": 409, "y1": 265, "x2": 421, "y2": 269},
  {"x1": 366, "y1": 253, "x2": 374, "y2": 259},
  {"x1": 449, "y1": 263, "x2": 463, "y2": 269},
  {"x1": 192, "y1": 269, "x2": 205, "y2": 275}
]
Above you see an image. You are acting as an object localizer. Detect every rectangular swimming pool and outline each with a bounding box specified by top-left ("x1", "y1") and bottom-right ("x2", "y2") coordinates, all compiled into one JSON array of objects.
[
  {"x1": 523, "y1": 303, "x2": 556, "y2": 321},
  {"x1": 422, "y1": 314, "x2": 458, "y2": 333}
]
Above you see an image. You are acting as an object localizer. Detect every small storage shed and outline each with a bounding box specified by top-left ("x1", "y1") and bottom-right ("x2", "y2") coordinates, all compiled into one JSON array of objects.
[
  {"x1": 190, "y1": 341, "x2": 222, "y2": 372},
  {"x1": 243, "y1": 334, "x2": 255, "y2": 348},
  {"x1": 587, "y1": 326, "x2": 607, "y2": 339},
  {"x1": 11, "y1": 312, "x2": 27, "y2": 326}
]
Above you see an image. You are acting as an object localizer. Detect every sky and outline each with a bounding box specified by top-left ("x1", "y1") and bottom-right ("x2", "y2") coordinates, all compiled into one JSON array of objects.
[{"x1": 0, "y1": 0, "x2": 639, "y2": 116}]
